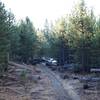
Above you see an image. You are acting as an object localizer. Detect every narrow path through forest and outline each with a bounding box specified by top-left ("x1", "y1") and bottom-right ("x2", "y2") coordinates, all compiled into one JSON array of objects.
[{"x1": 38, "y1": 64, "x2": 81, "y2": 100}]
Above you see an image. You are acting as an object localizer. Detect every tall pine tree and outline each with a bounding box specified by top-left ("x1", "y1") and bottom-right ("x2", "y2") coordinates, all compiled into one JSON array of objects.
[
  {"x1": 68, "y1": 0, "x2": 95, "y2": 72},
  {"x1": 0, "y1": 1, "x2": 14, "y2": 75}
]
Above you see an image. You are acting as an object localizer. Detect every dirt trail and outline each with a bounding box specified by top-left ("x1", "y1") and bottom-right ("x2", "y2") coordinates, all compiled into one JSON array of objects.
[{"x1": 38, "y1": 64, "x2": 81, "y2": 100}]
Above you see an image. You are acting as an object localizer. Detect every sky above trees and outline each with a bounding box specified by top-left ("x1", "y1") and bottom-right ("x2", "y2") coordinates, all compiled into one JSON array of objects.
[{"x1": 1, "y1": 0, "x2": 100, "y2": 28}]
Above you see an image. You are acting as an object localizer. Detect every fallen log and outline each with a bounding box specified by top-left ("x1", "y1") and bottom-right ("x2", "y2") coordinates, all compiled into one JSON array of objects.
[
  {"x1": 79, "y1": 77, "x2": 100, "y2": 82},
  {"x1": 8, "y1": 61, "x2": 34, "y2": 72},
  {"x1": 91, "y1": 68, "x2": 100, "y2": 72},
  {"x1": 84, "y1": 90, "x2": 100, "y2": 94},
  {"x1": 6, "y1": 87, "x2": 24, "y2": 95}
]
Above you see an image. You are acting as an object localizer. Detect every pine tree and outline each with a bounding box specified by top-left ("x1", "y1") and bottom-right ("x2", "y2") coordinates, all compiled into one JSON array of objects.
[
  {"x1": 0, "y1": 1, "x2": 14, "y2": 75},
  {"x1": 18, "y1": 17, "x2": 37, "y2": 63},
  {"x1": 68, "y1": 0, "x2": 96, "y2": 72}
]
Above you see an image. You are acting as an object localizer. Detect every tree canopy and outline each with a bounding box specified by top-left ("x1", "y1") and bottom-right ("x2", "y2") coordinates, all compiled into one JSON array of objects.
[{"x1": 0, "y1": 0, "x2": 100, "y2": 74}]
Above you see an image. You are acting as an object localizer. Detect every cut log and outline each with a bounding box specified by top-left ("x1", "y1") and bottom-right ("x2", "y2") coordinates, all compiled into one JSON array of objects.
[
  {"x1": 84, "y1": 90, "x2": 100, "y2": 94},
  {"x1": 79, "y1": 77, "x2": 100, "y2": 82},
  {"x1": 91, "y1": 68, "x2": 100, "y2": 72}
]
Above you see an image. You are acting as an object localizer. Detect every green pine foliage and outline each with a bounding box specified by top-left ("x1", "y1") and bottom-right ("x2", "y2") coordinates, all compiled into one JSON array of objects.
[
  {"x1": 0, "y1": 0, "x2": 100, "y2": 74},
  {"x1": 18, "y1": 17, "x2": 37, "y2": 63},
  {"x1": 0, "y1": 1, "x2": 14, "y2": 74},
  {"x1": 40, "y1": 0, "x2": 100, "y2": 72}
]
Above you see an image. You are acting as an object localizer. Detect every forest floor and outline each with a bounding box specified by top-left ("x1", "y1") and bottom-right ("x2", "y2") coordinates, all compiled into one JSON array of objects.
[
  {"x1": 0, "y1": 62, "x2": 57, "y2": 100},
  {"x1": 0, "y1": 62, "x2": 100, "y2": 100},
  {"x1": 57, "y1": 71, "x2": 100, "y2": 100}
]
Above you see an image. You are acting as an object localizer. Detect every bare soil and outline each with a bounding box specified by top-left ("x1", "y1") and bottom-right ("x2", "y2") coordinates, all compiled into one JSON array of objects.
[
  {"x1": 1, "y1": 62, "x2": 100, "y2": 100},
  {"x1": 61, "y1": 72, "x2": 100, "y2": 100},
  {"x1": 0, "y1": 62, "x2": 57, "y2": 100}
]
